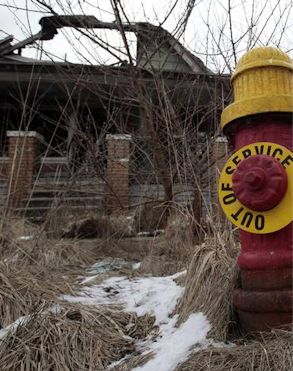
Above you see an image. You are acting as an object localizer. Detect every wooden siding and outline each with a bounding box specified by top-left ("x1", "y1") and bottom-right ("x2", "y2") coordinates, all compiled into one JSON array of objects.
[{"x1": 138, "y1": 46, "x2": 192, "y2": 73}]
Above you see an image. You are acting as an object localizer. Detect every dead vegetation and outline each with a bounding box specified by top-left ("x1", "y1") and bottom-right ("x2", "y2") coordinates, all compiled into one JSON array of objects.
[
  {"x1": 0, "y1": 216, "x2": 157, "y2": 370},
  {"x1": 0, "y1": 304, "x2": 156, "y2": 371},
  {"x1": 0, "y1": 262, "x2": 67, "y2": 328},
  {"x1": 0, "y1": 221, "x2": 90, "y2": 330},
  {"x1": 0, "y1": 214, "x2": 292, "y2": 371},
  {"x1": 175, "y1": 232, "x2": 240, "y2": 341},
  {"x1": 0, "y1": 1, "x2": 292, "y2": 369},
  {"x1": 138, "y1": 211, "x2": 198, "y2": 276},
  {"x1": 138, "y1": 235, "x2": 193, "y2": 276},
  {"x1": 176, "y1": 330, "x2": 293, "y2": 371},
  {"x1": 47, "y1": 210, "x2": 135, "y2": 239},
  {"x1": 0, "y1": 217, "x2": 98, "y2": 269}
]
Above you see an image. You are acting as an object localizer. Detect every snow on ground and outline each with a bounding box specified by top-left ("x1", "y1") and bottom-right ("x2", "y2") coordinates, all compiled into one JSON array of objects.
[
  {"x1": 80, "y1": 259, "x2": 140, "y2": 284},
  {"x1": 0, "y1": 305, "x2": 62, "y2": 340},
  {"x1": 0, "y1": 315, "x2": 30, "y2": 340},
  {"x1": 63, "y1": 272, "x2": 185, "y2": 325},
  {"x1": 0, "y1": 262, "x2": 212, "y2": 370},
  {"x1": 62, "y1": 269, "x2": 212, "y2": 370},
  {"x1": 134, "y1": 313, "x2": 210, "y2": 371},
  {"x1": 16, "y1": 235, "x2": 33, "y2": 241},
  {"x1": 132, "y1": 262, "x2": 141, "y2": 270}
]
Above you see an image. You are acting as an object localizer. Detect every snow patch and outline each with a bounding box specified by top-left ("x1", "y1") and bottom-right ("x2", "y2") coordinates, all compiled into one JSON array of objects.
[
  {"x1": 62, "y1": 274, "x2": 183, "y2": 325},
  {"x1": 17, "y1": 235, "x2": 33, "y2": 241},
  {"x1": 62, "y1": 269, "x2": 212, "y2": 371},
  {"x1": 80, "y1": 259, "x2": 143, "y2": 284},
  {"x1": 0, "y1": 305, "x2": 63, "y2": 340},
  {"x1": 0, "y1": 315, "x2": 31, "y2": 340},
  {"x1": 134, "y1": 313, "x2": 211, "y2": 371},
  {"x1": 132, "y1": 262, "x2": 141, "y2": 270}
]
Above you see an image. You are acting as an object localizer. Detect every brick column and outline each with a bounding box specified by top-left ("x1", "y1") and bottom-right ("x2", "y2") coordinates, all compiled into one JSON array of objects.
[
  {"x1": 106, "y1": 134, "x2": 131, "y2": 212},
  {"x1": 7, "y1": 131, "x2": 43, "y2": 209}
]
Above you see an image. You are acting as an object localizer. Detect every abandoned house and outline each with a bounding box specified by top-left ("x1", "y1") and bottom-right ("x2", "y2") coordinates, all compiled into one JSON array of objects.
[{"x1": 0, "y1": 15, "x2": 229, "y2": 223}]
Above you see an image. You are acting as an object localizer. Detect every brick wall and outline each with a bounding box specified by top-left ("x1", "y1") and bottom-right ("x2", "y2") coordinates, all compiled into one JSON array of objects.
[
  {"x1": 106, "y1": 134, "x2": 131, "y2": 212},
  {"x1": 7, "y1": 131, "x2": 43, "y2": 209}
]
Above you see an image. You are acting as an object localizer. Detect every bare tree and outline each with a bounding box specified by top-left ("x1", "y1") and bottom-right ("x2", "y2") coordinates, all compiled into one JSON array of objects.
[{"x1": 0, "y1": 0, "x2": 291, "y2": 231}]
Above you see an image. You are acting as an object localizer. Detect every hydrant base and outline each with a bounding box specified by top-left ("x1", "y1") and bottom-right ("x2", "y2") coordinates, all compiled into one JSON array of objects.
[
  {"x1": 237, "y1": 310, "x2": 292, "y2": 333},
  {"x1": 234, "y1": 288, "x2": 292, "y2": 332},
  {"x1": 240, "y1": 267, "x2": 292, "y2": 290}
]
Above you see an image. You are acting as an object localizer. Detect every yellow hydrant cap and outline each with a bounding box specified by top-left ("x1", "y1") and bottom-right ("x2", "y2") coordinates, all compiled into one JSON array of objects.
[{"x1": 221, "y1": 47, "x2": 293, "y2": 129}]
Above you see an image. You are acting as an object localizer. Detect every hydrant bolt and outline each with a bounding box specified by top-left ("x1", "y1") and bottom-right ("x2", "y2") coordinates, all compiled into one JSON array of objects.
[
  {"x1": 232, "y1": 155, "x2": 288, "y2": 211},
  {"x1": 244, "y1": 169, "x2": 265, "y2": 190}
]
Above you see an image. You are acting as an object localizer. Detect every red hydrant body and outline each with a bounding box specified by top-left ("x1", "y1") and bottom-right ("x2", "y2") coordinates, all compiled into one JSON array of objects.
[{"x1": 219, "y1": 48, "x2": 293, "y2": 333}]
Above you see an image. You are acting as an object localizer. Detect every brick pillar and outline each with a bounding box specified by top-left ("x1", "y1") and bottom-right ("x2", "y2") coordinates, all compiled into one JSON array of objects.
[
  {"x1": 106, "y1": 134, "x2": 131, "y2": 212},
  {"x1": 212, "y1": 136, "x2": 229, "y2": 224},
  {"x1": 7, "y1": 131, "x2": 43, "y2": 209}
]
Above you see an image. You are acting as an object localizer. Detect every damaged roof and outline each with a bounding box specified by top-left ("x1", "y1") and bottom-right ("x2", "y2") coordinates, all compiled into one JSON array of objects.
[{"x1": 0, "y1": 15, "x2": 211, "y2": 74}]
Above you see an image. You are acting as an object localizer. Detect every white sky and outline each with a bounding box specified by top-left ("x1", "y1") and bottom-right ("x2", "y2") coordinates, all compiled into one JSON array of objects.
[{"x1": 0, "y1": 0, "x2": 292, "y2": 72}]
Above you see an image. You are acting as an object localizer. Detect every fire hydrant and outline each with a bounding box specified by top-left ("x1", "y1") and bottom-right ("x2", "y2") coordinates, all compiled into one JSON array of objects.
[{"x1": 218, "y1": 47, "x2": 293, "y2": 333}]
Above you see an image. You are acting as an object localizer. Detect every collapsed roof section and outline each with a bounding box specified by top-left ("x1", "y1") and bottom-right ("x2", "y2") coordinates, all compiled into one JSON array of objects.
[{"x1": 0, "y1": 15, "x2": 210, "y2": 74}]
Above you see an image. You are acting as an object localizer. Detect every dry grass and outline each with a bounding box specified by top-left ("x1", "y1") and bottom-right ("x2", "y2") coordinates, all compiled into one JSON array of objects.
[
  {"x1": 176, "y1": 330, "x2": 293, "y2": 371},
  {"x1": 27, "y1": 237, "x2": 98, "y2": 268},
  {"x1": 0, "y1": 262, "x2": 45, "y2": 328},
  {"x1": 0, "y1": 218, "x2": 98, "y2": 328},
  {"x1": 138, "y1": 211, "x2": 197, "y2": 276},
  {"x1": 1, "y1": 214, "x2": 290, "y2": 371},
  {"x1": 175, "y1": 232, "x2": 240, "y2": 340},
  {"x1": 114, "y1": 353, "x2": 154, "y2": 370},
  {"x1": 43, "y1": 208, "x2": 135, "y2": 239},
  {"x1": 0, "y1": 261, "x2": 78, "y2": 328},
  {"x1": 138, "y1": 235, "x2": 193, "y2": 276},
  {"x1": 0, "y1": 216, "x2": 158, "y2": 370},
  {"x1": 0, "y1": 233, "x2": 98, "y2": 271},
  {"x1": 0, "y1": 216, "x2": 39, "y2": 240},
  {"x1": 164, "y1": 210, "x2": 199, "y2": 242},
  {"x1": 133, "y1": 201, "x2": 169, "y2": 233},
  {"x1": 0, "y1": 304, "x2": 156, "y2": 371}
]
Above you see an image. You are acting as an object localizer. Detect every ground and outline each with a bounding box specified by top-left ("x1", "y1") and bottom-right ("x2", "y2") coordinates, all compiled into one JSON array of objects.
[{"x1": 0, "y1": 216, "x2": 291, "y2": 370}]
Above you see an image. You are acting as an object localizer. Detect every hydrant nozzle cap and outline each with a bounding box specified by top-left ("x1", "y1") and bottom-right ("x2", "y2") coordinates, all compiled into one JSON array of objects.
[{"x1": 221, "y1": 47, "x2": 293, "y2": 129}]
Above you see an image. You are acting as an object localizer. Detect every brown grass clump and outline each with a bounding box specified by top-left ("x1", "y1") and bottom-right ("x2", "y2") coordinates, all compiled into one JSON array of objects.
[
  {"x1": 175, "y1": 232, "x2": 240, "y2": 340},
  {"x1": 138, "y1": 235, "x2": 194, "y2": 276},
  {"x1": 133, "y1": 201, "x2": 168, "y2": 233},
  {"x1": 114, "y1": 353, "x2": 154, "y2": 371},
  {"x1": 0, "y1": 233, "x2": 98, "y2": 271},
  {"x1": 60, "y1": 215, "x2": 121, "y2": 239},
  {"x1": 0, "y1": 225, "x2": 87, "y2": 328},
  {"x1": 0, "y1": 304, "x2": 156, "y2": 371},
  {"x1": 31, "y1": 238, "x2": 98, "y2": 268},
  {"x1": 0, "y1": 262, "x2": 44, "y2": 328},
  {"x1": 176, "y1": 330, "x2": 293, "y2": 371},
  {"x1": 164, "y1": 210, "x2": 199, "y2": 243},
  {"x1": 0, "y1": 261, "x2": 77, "y2": 328},
  {"x1": 137, "y1": 211, "x2": 198, "y2": 276},
  {"x1": 44, "y1": 208, "x2": 135, "y2": 239},
  {"x1": 0, "y1": 216, "x2": 39, "y2": 241}
]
